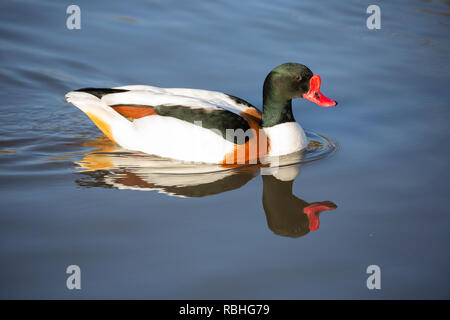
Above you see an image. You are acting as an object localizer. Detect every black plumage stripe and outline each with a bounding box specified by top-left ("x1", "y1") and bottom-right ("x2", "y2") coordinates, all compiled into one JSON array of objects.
[
  {"x1": 75, "y1": 88, "x2": 129, "y2": 99},
  {"x1": 110, "y1": 104, "x2": 253, "y2": 144}
]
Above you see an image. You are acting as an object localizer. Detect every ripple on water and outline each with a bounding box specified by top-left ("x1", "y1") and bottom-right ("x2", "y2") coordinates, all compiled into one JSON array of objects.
[
  {"x1": 0, "y1": 125, "x2": 336, "y2": 192},
  {"x1": 69, "y1": 131, "x2": 336, "y2": 195}
]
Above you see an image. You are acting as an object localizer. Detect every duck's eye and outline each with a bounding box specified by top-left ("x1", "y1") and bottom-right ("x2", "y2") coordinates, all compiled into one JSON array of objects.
[{"x1": 294, "y1": 75, "x2": 302, "y2": 81}]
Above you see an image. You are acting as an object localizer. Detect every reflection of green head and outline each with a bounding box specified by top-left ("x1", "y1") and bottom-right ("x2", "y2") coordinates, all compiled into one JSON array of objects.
[{"x1": 262, "y1": 174, "x2": 311, "y2": 238}]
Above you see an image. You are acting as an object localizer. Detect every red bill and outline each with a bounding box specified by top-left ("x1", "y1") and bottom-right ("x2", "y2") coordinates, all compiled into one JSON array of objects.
[{"x1": 302, "y1": 75, "x2": 337, "y2": 107}]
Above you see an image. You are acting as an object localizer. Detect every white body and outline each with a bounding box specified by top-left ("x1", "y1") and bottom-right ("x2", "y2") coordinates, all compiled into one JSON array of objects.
[
  {"x1": 263, "y1": 122, "x2": 307, "y2": 157},
  {"x1": 131, "y1": 115, "x2": 235, "y2": 163}
]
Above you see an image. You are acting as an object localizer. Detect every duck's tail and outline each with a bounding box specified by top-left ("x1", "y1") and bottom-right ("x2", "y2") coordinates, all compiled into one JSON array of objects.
[{"x1": 65, "y1": 91, "x2": 137, "y2": 147}]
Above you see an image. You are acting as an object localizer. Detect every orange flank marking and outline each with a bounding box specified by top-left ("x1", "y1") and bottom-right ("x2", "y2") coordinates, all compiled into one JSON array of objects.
[
  {"x1": 112, "y1": 106, "x2": 157, "y2": 119},
  {"x1": 222, "y1": 108, "x2": 269, "y2": 167},
  {"x1": 244, "y1": 107, "x2": 262, "y2": 121},
  {"x1": 85, "y1": 112, "x2": 116, "y2": 143}
]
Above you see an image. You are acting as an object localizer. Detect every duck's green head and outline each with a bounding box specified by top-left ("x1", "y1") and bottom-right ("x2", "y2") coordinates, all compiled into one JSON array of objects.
[
  {"x1": 263, "y1": 62, "x2": 337, "y2": 106},
  {"x1": 262, "y1": 63, "x2": 337, "y2": 127}
]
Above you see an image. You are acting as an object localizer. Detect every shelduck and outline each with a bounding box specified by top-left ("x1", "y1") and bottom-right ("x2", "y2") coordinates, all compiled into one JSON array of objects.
[{"x1": 66, "y1": 63, "x2": 337, "y2": 164}]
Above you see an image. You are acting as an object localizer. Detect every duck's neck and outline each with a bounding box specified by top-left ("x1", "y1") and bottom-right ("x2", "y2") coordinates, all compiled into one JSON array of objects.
[
  {"x1": 262, "y1": 174, "x2": 310, "y2": 238},
  {"x1": 262, "y1": 97, "x2": 295, "y2": 127},
  {"x1": 261, "y1": 75, "x2": 295, "y2": 127}
]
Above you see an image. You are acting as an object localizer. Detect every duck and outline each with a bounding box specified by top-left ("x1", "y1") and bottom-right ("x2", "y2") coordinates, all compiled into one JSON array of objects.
[{"x1": 65, "y1": 62, "x2": 337, "y2": 164}]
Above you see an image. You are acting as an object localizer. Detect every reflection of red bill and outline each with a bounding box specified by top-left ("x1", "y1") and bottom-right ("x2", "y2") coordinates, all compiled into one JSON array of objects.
[
  {"x1": 303, "y1": 201, "x2": 337, "y2": 231},
  {"x1": 302, "y1": 75, "x2": 337, "y2": 107}
]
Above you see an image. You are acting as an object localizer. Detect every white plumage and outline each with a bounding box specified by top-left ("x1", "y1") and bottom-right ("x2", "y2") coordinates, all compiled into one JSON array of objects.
[{"x1": 66, "y1": 85, "x2": 309, "y2": 164}]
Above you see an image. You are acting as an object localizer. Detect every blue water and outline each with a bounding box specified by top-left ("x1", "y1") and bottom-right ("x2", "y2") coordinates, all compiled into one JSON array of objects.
[{"x1": 0, "y1": 0, "x2": 449, "y2": 299}]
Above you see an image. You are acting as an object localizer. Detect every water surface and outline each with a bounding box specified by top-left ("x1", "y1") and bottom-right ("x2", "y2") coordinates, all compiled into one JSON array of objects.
[{"x1": 0, "y1": 0, "x2": 449, "y2": 299}]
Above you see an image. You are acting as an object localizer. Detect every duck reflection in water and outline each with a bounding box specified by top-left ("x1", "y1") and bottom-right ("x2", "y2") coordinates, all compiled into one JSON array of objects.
[{"x1": 75, "y1": 136, "x2": 337, "y2": 238}]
